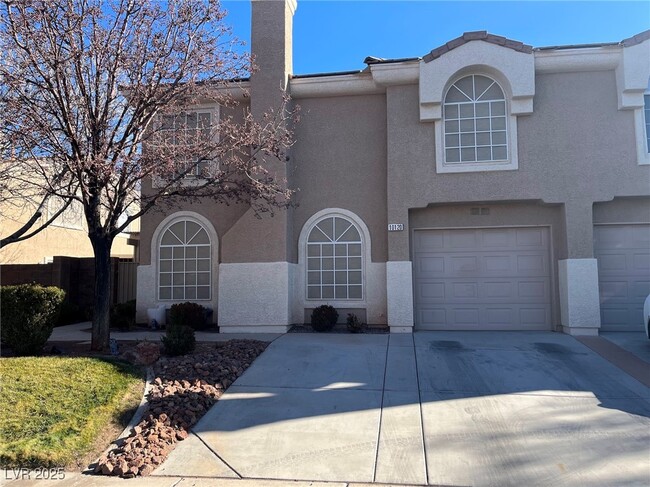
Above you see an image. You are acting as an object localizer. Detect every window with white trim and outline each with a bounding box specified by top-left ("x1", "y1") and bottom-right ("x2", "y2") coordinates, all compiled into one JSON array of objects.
[
  {"x1": 444, "y1": 75, "x2": 507, "y2": 164},
  {"x1": 158, "y1": 219, "x2": 211, "y2": 300},
  {"x1": 306, "y1": 216, "x2": 363, "y2": 300},
  {"x1": 157, "y1": 110, "x2": 217, "y2": 177}
]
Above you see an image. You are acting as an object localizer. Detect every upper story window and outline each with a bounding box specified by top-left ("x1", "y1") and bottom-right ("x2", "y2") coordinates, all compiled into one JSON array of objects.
[
  {"x1": 306, "y1": 216, "x2": 363, "y2": 300},
  {"x1": 159, "y1": 111, "x2": 214, "y2": 177},
  {"x1": 444, "y1": 75, "x2": 507, "y2": 164}
]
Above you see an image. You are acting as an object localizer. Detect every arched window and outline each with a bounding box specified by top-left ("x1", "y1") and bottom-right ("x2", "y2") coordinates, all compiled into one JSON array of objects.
[
  {"x1": 158, "y1": 219, "x2": 211, "y2": 300},
  {"x1": 444, "y1": 75, "x2": 507, "y2": 163},
  {"x1": 307, "y1": 216, "x2": 363, "y2": 300}
]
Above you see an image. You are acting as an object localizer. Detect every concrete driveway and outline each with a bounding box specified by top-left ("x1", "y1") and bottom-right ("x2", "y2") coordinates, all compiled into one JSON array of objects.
[{"x1": 155, "y1": 332, "x2": 650, "y2": 486}]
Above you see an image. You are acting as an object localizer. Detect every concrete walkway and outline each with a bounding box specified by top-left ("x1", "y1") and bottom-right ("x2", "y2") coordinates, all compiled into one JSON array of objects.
[
  {"x1": 49, "y1": 322, "x2": 282, "y2": 343},
  {"x1": 150, "y1": 332, "x2": 650, "y2": 486}
]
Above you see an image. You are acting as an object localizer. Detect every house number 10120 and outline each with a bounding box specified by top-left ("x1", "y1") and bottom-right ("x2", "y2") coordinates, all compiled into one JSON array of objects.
[{"x1": 388, "y1": 224, "x2": 404, "y2": 232}]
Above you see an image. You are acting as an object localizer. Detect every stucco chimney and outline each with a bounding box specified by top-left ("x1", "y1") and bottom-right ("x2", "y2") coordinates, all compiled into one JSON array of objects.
[{"x1": 250, "y1": 0, "x2": 296, "y2": 113}]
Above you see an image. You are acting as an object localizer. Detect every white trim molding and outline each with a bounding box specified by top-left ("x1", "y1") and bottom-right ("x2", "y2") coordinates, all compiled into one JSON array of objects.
[
  {"x1": 558, "y1": 258, "x2": 601, "y2": 336},
  {"x1": 534, "y1": 47, "x2": 621, "y2": 74},
  {"x1": 615, "y1": 38, "x2": 650, "y2": 165},
  {"x1": 290, "y1": 73, "x2": 382, "y2": 99}
]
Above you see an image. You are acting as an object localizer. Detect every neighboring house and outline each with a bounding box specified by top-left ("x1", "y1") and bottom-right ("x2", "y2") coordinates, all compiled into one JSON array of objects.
[
  {"x1": 0, "y1": 195, "x2": 137, "y2": 264},
  {"x1": 136, "y1": 0, "x2": 650, "y2": 335}
]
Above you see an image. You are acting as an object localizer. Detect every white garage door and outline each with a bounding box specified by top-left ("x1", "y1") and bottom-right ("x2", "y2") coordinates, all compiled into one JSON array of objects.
[
  {"x1": 413, "y1": 227, "x2": 552, "y2": 330},
  {"x1": 594, "y1": 224, "x2": 650, "y2": 332}
]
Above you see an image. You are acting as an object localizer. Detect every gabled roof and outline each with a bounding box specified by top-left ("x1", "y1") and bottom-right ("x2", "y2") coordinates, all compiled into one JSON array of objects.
[{"x1": 422, "y1": 31, "x2": 533, "y2": 63}]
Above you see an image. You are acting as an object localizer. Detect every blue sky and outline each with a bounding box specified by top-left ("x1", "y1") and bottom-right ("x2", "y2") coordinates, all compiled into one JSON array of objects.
[{"x1": 221, "y1": 1, "x2": 649, "y2": 74}]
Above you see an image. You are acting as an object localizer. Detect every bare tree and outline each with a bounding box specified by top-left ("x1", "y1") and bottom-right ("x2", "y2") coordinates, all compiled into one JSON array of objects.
[{"x1": 0, "y1": 0, "x2": 295, "y2": 351}]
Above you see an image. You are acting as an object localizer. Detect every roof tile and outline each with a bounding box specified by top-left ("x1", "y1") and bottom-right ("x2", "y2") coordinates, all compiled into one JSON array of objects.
[
  {"x1": 621, "y1": 29, "x2": 650, "y2": 47},
  {"x1": 423, "y1": 31, "x2": 532, "y2": 63}
]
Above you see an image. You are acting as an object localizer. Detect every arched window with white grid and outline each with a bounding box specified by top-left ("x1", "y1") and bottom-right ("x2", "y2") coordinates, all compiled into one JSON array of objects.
[
  {"x1": 444, "y1": 74, "x2": 507, "y2": 164},
  {"x1": 306, "y1": 215, "x2": 363, "y2": 300},
  {"x1": 158, "y1": 219, "x2": 211, "y2": 301}
]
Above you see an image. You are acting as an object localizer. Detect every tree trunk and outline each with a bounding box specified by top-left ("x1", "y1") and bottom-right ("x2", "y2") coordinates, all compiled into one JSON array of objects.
[{"x1": 90, "y1": 237, "x2": 113, "y2": 351}]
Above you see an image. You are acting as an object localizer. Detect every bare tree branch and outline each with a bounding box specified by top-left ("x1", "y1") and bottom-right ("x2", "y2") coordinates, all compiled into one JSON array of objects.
[{"x1": 0, "y1": 0, "x2": 296, "y2": 351}]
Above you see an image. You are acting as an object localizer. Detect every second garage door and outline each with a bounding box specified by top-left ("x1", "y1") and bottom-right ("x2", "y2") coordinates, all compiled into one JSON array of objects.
[
  {"x1": 594, "y1": 224, "x2": 650, "y2": 332},
  {"x1": 413, "y1": 227, "x2": 552, "y2": 330}
]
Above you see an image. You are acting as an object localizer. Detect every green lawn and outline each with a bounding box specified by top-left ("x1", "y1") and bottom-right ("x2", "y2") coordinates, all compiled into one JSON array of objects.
[{"x1": 0, "y1": 356, "x2": 143, "y2": 468}]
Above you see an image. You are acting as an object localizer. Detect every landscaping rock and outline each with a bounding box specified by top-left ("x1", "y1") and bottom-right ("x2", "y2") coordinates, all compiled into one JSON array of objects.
[
  {"x1": 93, "y1": 339, "x2": 268, "y2": 478},
  {"x1": 121, "y1": 341, "x2": 161, "y2": 365}
]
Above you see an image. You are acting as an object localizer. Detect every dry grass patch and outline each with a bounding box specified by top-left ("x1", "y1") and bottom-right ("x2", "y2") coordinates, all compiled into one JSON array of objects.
[{"x1": 0, "y1": 356, "x2": 144, "y2": 468}]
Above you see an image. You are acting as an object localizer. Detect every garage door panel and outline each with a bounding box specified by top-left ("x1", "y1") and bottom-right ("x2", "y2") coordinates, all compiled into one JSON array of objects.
[
  {"x1": 450, "y1": 256, "x2": 480, "y2": 274},
  {"x1": 418, "y1": 308, "x2": 446, "y2": 327},
  {"x1": 417, "y1": 255, "x2": 445, "y2": 273},
  {"x1": 518, "y1": 281, "x2": 547, "y2": 299},
  {"x1": 595, "y1": 224, "x2": 650, "y2": 331},
  {"x1": 516, "y1": 254, "x2": 547, "y2": 273},
  {"x1": 454, "y1": 308, "x2": 480, "y2": 325},
  {"x1": 449, "y1": 229, "x2": 479, "y2": 248},
  {"x1": 599, "y1": 280, "x2": 628, "y2": 300},
  {"x1": 417, "y1": 281, "x2": 445, "y2": 299},
  {"x1": 416, "y1": 278, "x2": 549, "y2": 305},
  {"x1": 633, "y1": 253, "x2": 650, "y2": 271},
  {"x1": 413, "y1": 227, "x2": 552, "y2": 330},
  {"x1": 486, "y1": 308, "x2": 513, "y2": 325},
  {"x1": 414, "y1": 231, "x2": 444, "y2": 250},
  {"x1": 515, "y1": 227, "x2": 546, "y2": 248},
  {"x1": 484, "y1": 281, "x2": 512, "y2": 298},
  {"x1": 484, "y1": 255, "x2": 511, "y2": 272},
  {"x1": 481, "y1": 229, "x2": 511, "y2": 247},
  {"x1": 520, "y1": 307, "x2": 549, "y2": 326},
  {"x1": 416, "y1": 306, "x2": 549, "y2": 331},
  {"x1": 451, "y1": 282, "x2": 478, "y2": 298},
  {"x1": 633, "y1": 280, "x2": 650, "y2": 298}
]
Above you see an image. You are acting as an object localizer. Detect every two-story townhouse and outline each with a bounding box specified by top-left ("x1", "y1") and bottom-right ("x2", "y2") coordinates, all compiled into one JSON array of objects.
[{"x1": 136, "y1": 0, "x2": 650, "y2": 336}]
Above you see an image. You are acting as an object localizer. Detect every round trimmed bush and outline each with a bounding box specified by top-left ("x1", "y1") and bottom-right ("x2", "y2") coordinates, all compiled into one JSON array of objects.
[
  {"x1": 169, "y1": 301, "x2": 208, "y2": 330},
  {"x1": 0, "y1": 284, "x2": 66, "y2": 356},
  {"x1": 310, "y1": 305, "x2": 338, "y2": 332},
  {"x1": 161, "y1": 322, "x2": 196, "y2": 356}
]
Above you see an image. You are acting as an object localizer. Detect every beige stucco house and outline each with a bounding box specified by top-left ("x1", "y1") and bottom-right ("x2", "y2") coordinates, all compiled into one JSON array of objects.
[
  {"x1": 0, "y1": 187, "x2": 137, "y2": 264},
  {"x1": 136, "y1": 0, "x2": 650, "y2": 336}
]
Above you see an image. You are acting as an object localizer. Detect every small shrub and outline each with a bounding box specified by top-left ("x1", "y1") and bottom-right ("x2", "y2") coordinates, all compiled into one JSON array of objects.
[
  {"x1": 111, "y1": 300, "x2": 136, "y2": 331},
  {"x1": 161, "y1": 322, "x2": 196, "y2": 356},
  {"x1": 346, "y1": 313, "x2": 365, "y2": 333},
  {"x1": 169, "y1": 301, "x2": 208, "y2": 330},
  {"x1": 0, "y1": 284, "x2": 66, "y2": 356},
  {"x1": 310, "y1": 305, "x2": 338, "y2": 332}
]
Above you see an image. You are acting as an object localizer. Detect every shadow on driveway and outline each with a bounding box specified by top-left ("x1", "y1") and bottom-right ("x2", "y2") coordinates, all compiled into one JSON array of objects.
[{"x1": 154, "y1": 332, "x2": 650, "y2": 486}]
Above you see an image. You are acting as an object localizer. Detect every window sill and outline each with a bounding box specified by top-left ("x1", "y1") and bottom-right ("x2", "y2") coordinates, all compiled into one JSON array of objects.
[{"x1": 436, "y1": 160, "x2": 518, "y2": 173}]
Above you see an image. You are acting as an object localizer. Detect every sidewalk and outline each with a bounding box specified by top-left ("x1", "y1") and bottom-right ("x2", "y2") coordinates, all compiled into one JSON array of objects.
[
  {"x1": 49, "y1": 322, "x2": 282, "y2": 343},
  {"x1": 1, "y1": 471, "x2": 386, "y2": 487}
]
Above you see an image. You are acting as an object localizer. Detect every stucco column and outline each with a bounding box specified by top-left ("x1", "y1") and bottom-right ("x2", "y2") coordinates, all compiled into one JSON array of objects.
[
  {"x1": 385, "y1": 86, "x2": 416, "y2": 332},
  {"x1": 386, "y1": 208, "x2": 414, "y2": 332},
  {"x1": 558, "y1": 201, "x2": 601, "y2": 335}
]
